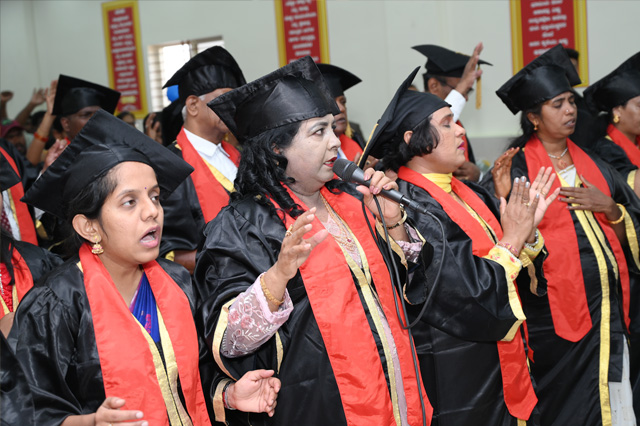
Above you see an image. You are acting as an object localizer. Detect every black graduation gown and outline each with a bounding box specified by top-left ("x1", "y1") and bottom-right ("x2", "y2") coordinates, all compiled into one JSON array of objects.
[
  {"x1": 398, "y1": 179, "x2": 542, "y2": 426},
  {"x1": 586, "y1": 137, "x2": 638, "y2": 182},
  {"x1": 7, "y1": 258, "x2": 201, "y2": 426},
  {"x1": 0, "y1": 239, "x2": 62, "y2": 425},
  {"x1": 1, "y1": 333, "x2": 34, "y2": 425},
  {"x1": 0, "y1": 138, "x2": 39, "y2": 191},
  {"x1": 194, "y1": 189, "x2": 414, "y2": 426},
  {"x1": 10, "y1": 237, "x2": 64, "y2": 282},
  {"x1": 160, "y1": 143, "x2": 216, "y2": 256},
  {"x1": 569, "y1": 92, "x2": 603, "y2": 149},
  {"x1": 493, "y1": 150, "x2": 640, "y2": 426}
]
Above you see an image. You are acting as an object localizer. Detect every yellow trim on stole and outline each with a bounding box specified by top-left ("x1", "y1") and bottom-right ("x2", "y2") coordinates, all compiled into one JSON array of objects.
[
  {"x1": 275, "y1": 332, "x2": 284, "y2": 373},
  {"x1": 35, "y1": 219, "x2": 48, "y2": 239},
  {"x1": 621, "y1": 204, "x2": 640, "y2": 271},
  {"x1": 334, "y1": 213, "x2": 402, "y2": 426},
  {"x1": 212, "y1": 298, "x2": 238, "y2": 379},
  {"x1": 137, "y1": 308, "x2": 193, "y2": 426},
  {"x1": 559, "y1": 174, "x2": 612, "y2": 425},
  {"x1": 213, "y1": 378, "x2": 232, "y2": 423},
  {"x1": 204, "y1": 161, "x2": 235, "y2": 193},
  {"x1": 627, "y1": 169, "x2": 636, "y2": 191},
  {"x1": 175, "y1": 141, "x2": 235, "y2": 192}
]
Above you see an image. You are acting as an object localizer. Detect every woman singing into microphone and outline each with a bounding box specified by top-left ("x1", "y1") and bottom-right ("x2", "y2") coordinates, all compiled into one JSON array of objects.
[{"x1": 195, "y1": 56, "x2": 430, "y2": 426}]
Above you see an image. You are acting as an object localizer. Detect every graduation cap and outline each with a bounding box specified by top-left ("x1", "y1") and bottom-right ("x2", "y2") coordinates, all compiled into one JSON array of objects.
[
  {"x1": 0, "y1": 147, "x2": 21, "y2": 190},
  {"x1": 316, "y1": 63, "x2": 362, "y2": 98},
  {"x1": 359, "y1": 67, "x2": 449, "y2": 166},
  {"x1": 22, "y1": 110, "x2": 193, "y2": 219},
  {"x1": 161, "y1": 99, "x2": 184, "y2": 146},
  {"x1": 163, "y1": 46, "x2": 246, "y2": 103},
  {"x1": 208, "y1": 56, "x2": 339, "y2": 142},
  {"x1": 496, "y1": 44, "x2": 581, "y2": 115},
  {"x1": 584, "y1": 52, "x2": 640, "y2": 113},
  {"x1": 52, "y1": 75, "x2": 121, "y2": 117},
  {"x1": 412, "y1": 44, "x2": 492, "y2": 78}
]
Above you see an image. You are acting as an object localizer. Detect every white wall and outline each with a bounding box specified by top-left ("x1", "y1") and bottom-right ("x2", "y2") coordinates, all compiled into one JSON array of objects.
[{"x1": 1, "y1": 0, "x2": 638, "y2": 162}]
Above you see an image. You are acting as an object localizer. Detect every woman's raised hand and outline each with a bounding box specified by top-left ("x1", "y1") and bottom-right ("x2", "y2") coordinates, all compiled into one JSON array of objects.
[
  {"x1": 499, "y1": 176, "x2": 540, "y2": 253},
  {"x1": 272, "y1": 207, "x2": 328, "y2": 282},
  {"x1": 227, "y1": 370, "x2": 281, "y2": 417},
  {"x1": 492, "y1": 147, "x2": 520, "y2": 199},
  {"x1": 94, "y1": 397, "x2": 147, "y2": 426},
  {"x1": 528, "y1": 166, "x2": 561, "y2": 228}
]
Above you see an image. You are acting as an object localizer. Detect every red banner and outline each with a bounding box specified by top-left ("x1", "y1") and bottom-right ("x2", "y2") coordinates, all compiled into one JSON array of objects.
[
  {"x1": 510, "y1": 0, "x2": 589, "y2": 85},
  {"x1": 275, "y1": 0, "x2": 330, "y2": 66},
  {"x1": 520, "y1": 0, "x2": 575, "y2": 64},
  {"x1": 102, "y1": 0, "x2": 148, "y2": 117}
]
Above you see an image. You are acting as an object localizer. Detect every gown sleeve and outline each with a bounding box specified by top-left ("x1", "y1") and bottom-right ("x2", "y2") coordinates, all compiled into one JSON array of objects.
[
  {"x1": 400, "y1": 179, "x2": 537, "y2": 342},
  {"x1": 8, "y1": 266, "x2": 99, "y2": 426}
]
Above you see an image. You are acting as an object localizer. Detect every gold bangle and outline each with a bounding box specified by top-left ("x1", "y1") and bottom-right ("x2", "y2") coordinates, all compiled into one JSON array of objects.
[
  {"x1": 260, "y1": 274, "x2": 284, "y2": 306},
  {"x1": 608, "y1": 204, "x2": 626, "y2": 225},
  {"x1": 386, "y1": 206, "x2": 407, "y2": 230}
]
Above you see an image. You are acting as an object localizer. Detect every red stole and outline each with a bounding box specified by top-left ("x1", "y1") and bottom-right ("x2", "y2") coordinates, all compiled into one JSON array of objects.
[
  {"x1": 0, "y1": 147, "x2": 37, "y2": 245},
  {"x1": 607, "y1": 124, "x2": 640, "y2": 168},
  {"x1": 397, "y1": 167, "x2": 537, "y2": 420},
  {"x1": 457, "y1": 120, "x2": 470, "y2": 162},
  {"x1": 176, "y1": 128, "x2": 240, "y2": 222},
  {"x1": 0, "y1": 248, "x2": 33, "y2": 319},
  {"x1": 79, "y1": 244, "x2": 210, "y2": 426},
  {"x1": 524, "y1": 136, "x2": 630, "y2": 341},
  {"x1": 339, "y1": 134, "x2": 363, "y2": 162},
  {"x1": 274, "y1": 187, "x2": 431, "y2": 426}
]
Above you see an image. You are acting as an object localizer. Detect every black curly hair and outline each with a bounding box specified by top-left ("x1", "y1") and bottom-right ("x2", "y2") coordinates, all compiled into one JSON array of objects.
[
  {"x1": 233, "y1": 120, "x2": 348, "y2": 218},
  {"x1": 380, "y1": 113, "x2": 440, "y2": 172}
]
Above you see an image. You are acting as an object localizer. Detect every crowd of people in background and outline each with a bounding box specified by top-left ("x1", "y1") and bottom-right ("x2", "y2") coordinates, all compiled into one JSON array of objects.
[{"x1": 1, "y1": 40, "x2": 639, "y2": 426}]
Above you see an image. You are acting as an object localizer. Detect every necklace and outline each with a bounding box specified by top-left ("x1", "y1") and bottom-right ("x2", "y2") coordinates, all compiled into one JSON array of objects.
[{"x1": 547, "y1": 147, "x2": 569, "y2": 159}]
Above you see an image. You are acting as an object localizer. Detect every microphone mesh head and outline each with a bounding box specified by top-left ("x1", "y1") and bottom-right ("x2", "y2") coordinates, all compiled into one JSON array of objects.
[{"x1": 333, "y1": 158, "x2": 357, "y2": 182}]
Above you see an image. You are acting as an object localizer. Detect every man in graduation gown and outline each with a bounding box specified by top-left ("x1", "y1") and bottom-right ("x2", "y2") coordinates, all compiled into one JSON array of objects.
[
  {"x1": 37, "y1": 75, "x2": 120, "y2": 254},
  {"x1": 160, "y1": 46, "x2": 246, "y2": 274},
  {"x1": 51, "y1": 74, "x2": 121, "y2": 145},
  {"x1": 317, "y1": 63, "x2": 365, "y2": 161},
  {"x1": 412, "y1": 43, "x2": 489, "y2": 182}
]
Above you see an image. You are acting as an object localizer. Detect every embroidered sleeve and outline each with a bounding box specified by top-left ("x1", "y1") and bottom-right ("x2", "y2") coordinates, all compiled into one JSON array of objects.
[
  {"x1": 221, "y1": 274, "x2": 293, "y2": 357},
  {"x1": 521, "y1": 229, "x2": 545, "y2": 263},
  {"x1": 396, "y1": 223, "x2": 424, "y2": 263}
]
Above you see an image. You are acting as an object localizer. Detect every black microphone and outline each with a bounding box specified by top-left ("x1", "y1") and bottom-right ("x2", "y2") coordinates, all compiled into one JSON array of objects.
[{"x1": 333, "y1": 158, "x2": 429, "y2": 214}]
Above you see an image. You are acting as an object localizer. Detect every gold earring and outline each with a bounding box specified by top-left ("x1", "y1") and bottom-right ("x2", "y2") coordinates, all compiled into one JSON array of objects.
[
  {"x1": 91, "y1": 236, "x2": 104, "y2": 255},
  {"x1": 534, "y1": 122, "x2": 538, "y2": 131},
  {"x1": 613, "y1": 114, "x2": 620, "y2": 124}
]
